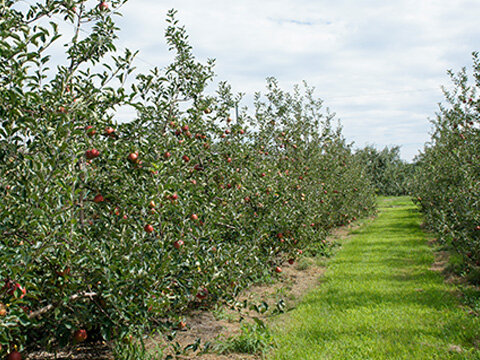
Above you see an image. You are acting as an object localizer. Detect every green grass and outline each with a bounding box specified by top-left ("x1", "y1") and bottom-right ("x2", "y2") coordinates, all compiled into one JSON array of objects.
[
  {"x1": 214, "y1": 319, "x2": 274, "y2": 356},
  {"x1": 269, "y1": 197, "x2": 480, "y2": 360}
]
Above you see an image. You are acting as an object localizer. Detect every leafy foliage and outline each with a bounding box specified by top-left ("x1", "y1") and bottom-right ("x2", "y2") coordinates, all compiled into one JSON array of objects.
[
  {"x1": 412, "y1": 53, "x2": 480, "y2": 282},
  {"x1": 214, "y1": 318, "x2": 274, "y2": 356},
  {"x1": 355, "y1": 145, "x2": 413, "y2": 196},
  {"x1": 0, "y1": 0, "x2": 375, "y2": 356}
]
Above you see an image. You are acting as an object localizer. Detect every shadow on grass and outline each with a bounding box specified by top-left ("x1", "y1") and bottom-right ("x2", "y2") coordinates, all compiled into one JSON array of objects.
[
  {"x1": 301, "y1": 284, "x2": 458, "y2": 312},
  {"x1": 291, "y1": 319, "x2": 476, "y2": 354}
]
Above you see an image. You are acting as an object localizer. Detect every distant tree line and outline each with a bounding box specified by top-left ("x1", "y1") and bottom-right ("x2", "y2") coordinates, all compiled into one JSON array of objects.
[{"x1": 355, "y1": 145, "x2": 414, "y2": 196}]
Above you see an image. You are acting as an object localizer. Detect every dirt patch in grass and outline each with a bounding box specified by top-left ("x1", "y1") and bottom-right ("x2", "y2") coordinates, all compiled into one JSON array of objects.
[
  {"x1": 151, "y1": 258, "x2": 327, "y2": 359},
  {"x1": 430, "y1": 250, "x2": 450, "y2": 273},
  {"x1": 427, "y1": 236, "x2": 480, "y2": 318},
  {"x1": 428, "y1": 238, "x2": 464, "y2": 285}
]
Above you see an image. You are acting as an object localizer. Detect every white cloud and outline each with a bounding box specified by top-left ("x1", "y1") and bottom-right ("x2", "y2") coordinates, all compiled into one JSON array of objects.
[{"x1": 111, "y1": 0, "x2": 480, "y2": 160}]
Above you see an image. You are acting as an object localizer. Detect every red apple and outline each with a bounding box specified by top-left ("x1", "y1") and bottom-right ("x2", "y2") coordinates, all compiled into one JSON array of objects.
[
  {"x1": 0, "y1": 303, "x2": 6, "y2": 316},
  {"x1": 144, "y1": 224, "x2": 154, "y2": 233},
  {"x1": 3, "y1": 280, "x2": 27, "y2": 299},
  {"x1": 170, "y1": 193, "x2": 179, "y2": 201},
  {"x1": 104, "y1": 127, "x2": 115, "y2": 135},
  {"x1": 85, "y1": 149, "x2": 100, "y2": 159},
  {"x1": 149, "y1": 200, "x2": 156, "y2": 208},
  {"x1": 190, "y1": 214, "x2": 198, "y2": 221},
  {"x1": 73, "y1": 329, "x2": 88, "y2": 343},
  {"x1": 288, "y1": 259, "x2": 294, "y2": 265},
  {"x1": 239, "y1": 129, "x2": 245, "y2": 134},
  {"x1": 173, "y1": 239, "x2": 184, "y2": 249},
  {"x1": 181, "y1": 125, "x2": 189, "y2": 132},
  {"x1": 164, "y1": 151, "x2": 171, "y2": 159},
  {"x1": 85, "y1": 125, "x2": 96, "y2": 136},
  {"x1": 98, "y1": 1, "x2": 108, "y2": 11},
  {"x1": 128, "y1": 152, "x2": 139, "y2": 163},
  {"x1": 196, "y1": 288, "x2": 209, "y2": 300},
  {"x1": 227, "y1": 157, "x2": 232, "y2": 163},
  {"x1": 275, "y1": 266, "x2": 282, "y2": 273},
  {"x1": 225, "y1": 129, "x2": 230, "y2": 134},
  {"x1": 182, "y1": 155, "x2": 190, "y2": 163},
  {"x1": 93, "y1": 194, "x2": 104, "y2": 203}
]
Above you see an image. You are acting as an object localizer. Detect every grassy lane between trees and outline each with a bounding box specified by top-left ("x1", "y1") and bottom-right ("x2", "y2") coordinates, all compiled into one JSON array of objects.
[{"x1": 268, "y1": 197, "x2": 480, "y2": 360}]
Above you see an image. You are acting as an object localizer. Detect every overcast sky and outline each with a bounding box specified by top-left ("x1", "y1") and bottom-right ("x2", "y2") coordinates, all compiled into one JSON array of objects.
[{"x1": 111, "y1": 1, "x2": 480, "y2": 161}]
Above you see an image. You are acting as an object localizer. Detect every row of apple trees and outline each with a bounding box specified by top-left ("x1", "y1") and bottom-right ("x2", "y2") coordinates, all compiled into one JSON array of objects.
[
  {"x1": 413, "y1": 53, "x2": 480, "y2": 282},
  {"x1": 355, "y1": 145, "x2": 414, "y2": 196},
  {"x1": 0, "y1": 0, "x2": 376, "y2": 356}
]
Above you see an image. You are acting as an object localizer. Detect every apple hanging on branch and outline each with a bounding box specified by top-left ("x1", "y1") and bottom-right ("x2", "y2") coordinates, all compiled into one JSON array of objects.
[
  {"x1": 98, "y1": 1, "x2": 109, "y2": 11},
  {"x1": 73, "y1": 329, "x2": 88, "y2": 343}
]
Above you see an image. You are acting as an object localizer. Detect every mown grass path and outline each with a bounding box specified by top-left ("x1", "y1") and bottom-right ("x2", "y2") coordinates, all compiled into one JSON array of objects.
[{"x1": 269, "y1": 197, "x2": 480, "y2": 359}]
